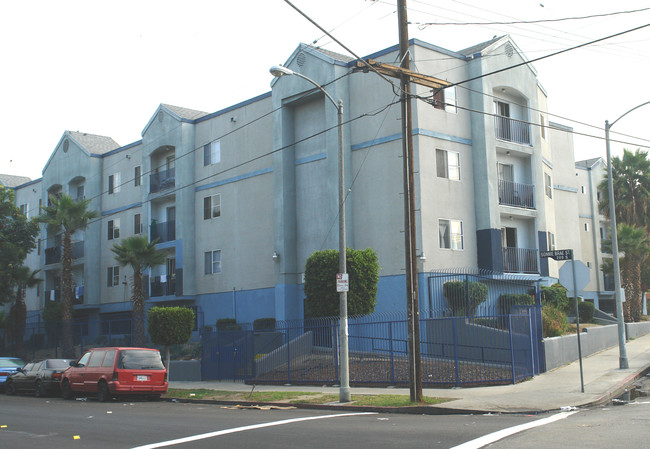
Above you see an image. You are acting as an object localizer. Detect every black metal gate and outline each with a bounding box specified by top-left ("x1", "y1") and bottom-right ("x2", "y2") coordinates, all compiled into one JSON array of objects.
[{"x1": 201, "y1": 330, "x2": 254, "y2": 381}]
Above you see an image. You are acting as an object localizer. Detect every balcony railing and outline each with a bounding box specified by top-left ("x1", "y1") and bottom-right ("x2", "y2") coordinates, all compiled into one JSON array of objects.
[
  {"x1": 150, "y1": 220, "x2": 176, "y2": 243},
  {"x1": 150, "y1": 276, "x2": 176, "y2": 297},
  {"x1": 495, "y1": 116, "x2": 531, "y2": 145},
  {"x1": 45, "y1": 242, "x2": 84, "y2": 264},
  {"x1": 498, "y1": 179, "x2": 535, "y2": 209},
  {"x1": 150, "y1": 168, "x2": 175, "y2": 193},
  {"x1": 503, "y1": 247, "x2": 539, "y2": 274}
]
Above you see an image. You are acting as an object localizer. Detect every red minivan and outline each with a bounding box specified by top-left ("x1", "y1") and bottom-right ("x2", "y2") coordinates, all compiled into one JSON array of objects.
[{"x1": 61, "y1": 347, "x2": 168, "y2": 401}]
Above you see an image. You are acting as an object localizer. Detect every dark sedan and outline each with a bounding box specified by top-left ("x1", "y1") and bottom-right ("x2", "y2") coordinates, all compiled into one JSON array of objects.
[{"x1": 5, "y1": 359, "x2": 73, "y2": 397}]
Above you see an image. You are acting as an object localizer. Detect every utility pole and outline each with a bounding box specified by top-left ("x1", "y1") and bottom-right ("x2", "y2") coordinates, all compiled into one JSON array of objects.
[{"x1": 397, "y1": 0, "x2": 422, "y2": 403}]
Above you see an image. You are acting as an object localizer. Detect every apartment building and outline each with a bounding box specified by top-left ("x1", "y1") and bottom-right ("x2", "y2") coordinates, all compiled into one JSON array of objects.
[{"x1": 7, "y1": 36, "x2": 596, "y2": 336}]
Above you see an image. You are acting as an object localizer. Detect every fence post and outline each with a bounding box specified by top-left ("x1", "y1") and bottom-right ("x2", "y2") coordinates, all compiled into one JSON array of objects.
[
  {"x1": 452, "y1": 318, "x2": 460, "y2": 387},
  {"x1": 508, "y1": 315, "x2": 516, "y2": 384},
  {"x1": 528, "y1": 309, "x2": 535, "y2": 377},
  {"x1": 286, "y1": 327, "x2": 291, "y2": 385},
  {"x1": 333, "y1": 321, "x2": 340, "y2": 384},
  {"x1": 389, "y1": 321, "x2": 395, "y2": 385}
]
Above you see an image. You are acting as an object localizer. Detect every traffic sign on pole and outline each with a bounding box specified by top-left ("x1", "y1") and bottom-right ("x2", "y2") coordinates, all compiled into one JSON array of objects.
[{"x1": 336, "y1": 273, "x2": 349, "y2": 292}]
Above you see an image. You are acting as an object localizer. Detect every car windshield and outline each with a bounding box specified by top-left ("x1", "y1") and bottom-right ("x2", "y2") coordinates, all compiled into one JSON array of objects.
[
  {"x1": 45, "y1": 359, "x2": 72, "y2": 369},
  {"x1": 118, "y1": 350, "x2": 165, "y2": 370},
  {"x1": 0, "y1": 358, "x2": 25, "y2": 368}
]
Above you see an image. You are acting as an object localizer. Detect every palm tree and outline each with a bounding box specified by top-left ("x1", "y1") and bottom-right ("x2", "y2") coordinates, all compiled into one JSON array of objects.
[
  {"x1": 8, "y1": 266, "x2": 41, "y2": 356},
  {"x1": 111, "y1": 236, "x2": 166, "y2": 347},
  {"x1": 35, "y1": 194, "x2": 97, "y2": 357},
  {"x1": 599, "y1": 148, "x2": 650, "y2": 229},
  {"x1": 616, "y1": 224, "x2": 650, "y2": 322}
]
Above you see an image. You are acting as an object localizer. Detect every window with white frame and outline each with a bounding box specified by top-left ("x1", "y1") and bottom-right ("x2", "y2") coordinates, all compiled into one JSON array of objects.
[
  {"x1": 203, "y1": 194, "x2": 221, "y2": 219},
  {"x1": 204, "y1": 250, "x2": 222, "y2": 274},
  {"x1": 436, "y1": 149, "x2": 460, "y2": 180},
  {"x1": 584, "y1": 222, "x2": 590, "y2": 232},
  {"x1": 107, "y1": 266, "x2": 120, "y2": 287},
  {"x1": 432, "y1": 86, "x2": 457, "y2": 113},
  {"x1": 108, "y1": 172, "x2": 121, "y2": 194},
  {"x1": 547, "y1": 231, "x2": 556, "y2": 251},
  {"x1": 203, "y1": 141, "x2": 221, "y2": 166},
  {"x1": 544, "y1": 172, "x2": 552, "y2": 199},
  {"x1": 134, "y1": 166, "x2": 142, "y2": 187},
  {"x1": 108, "y1": 219, "x2": 120, "y2": 240},
  {"x1": 439, "y1": 219, "x2": 464, "y2": 250}
]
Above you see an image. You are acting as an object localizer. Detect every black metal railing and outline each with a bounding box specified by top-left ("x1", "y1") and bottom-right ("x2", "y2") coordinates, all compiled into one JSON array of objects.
[
  {"x1": 150, "y1": 168, "x2": 175, "y2": 193},
  {"x1": 498, "y1": 179, "x2": 535, "y2": 209},
  {"x1": 503, "y1": 247, "x2": 539, "y2": 274},
  {"x1": 495, "y1": 116, "x2": 531, "y2": 145},
  {"x1": 150, "y1": 276, "x2": 176, "y2": 297}
]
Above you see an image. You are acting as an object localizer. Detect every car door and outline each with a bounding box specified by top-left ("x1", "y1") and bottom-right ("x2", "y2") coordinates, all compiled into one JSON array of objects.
[
  {"x1": 83, "y1": 350, "x2": 106, "y2": 392},
  {"x1": 13, "y1": 363, "x2": 33, "y2": 392},
  {"x1": 68, "y1": 352, "x2": 91, "y2": 392},
  {"x1": 24, "y1": 362, "x2": 42, "y2": 391}
]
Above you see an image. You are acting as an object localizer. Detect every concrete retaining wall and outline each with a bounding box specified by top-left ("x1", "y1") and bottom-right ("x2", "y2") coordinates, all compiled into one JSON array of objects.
[
  {"x1": 169, "y1": 360, "x2": 201, "y2": 381},
  {"x1": 543, "y1": 322, "x2": 650, "y2": 371}
]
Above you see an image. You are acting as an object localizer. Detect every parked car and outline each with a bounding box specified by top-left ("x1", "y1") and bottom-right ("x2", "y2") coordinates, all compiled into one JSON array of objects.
[
  {"x1": 4, "y1": 359, "x2": 73, "y2": 397},
  {"x1": 61, "y1": 347, "x2": 168, "y2": 401},
  {"x1": 0, "y1": 357, "x2": 26, "y2": 391}
]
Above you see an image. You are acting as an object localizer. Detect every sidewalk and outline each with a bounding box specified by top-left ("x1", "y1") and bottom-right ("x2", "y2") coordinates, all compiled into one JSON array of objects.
[{"x1": 169, "y1": 332, "x2": 650, "y2": 414}]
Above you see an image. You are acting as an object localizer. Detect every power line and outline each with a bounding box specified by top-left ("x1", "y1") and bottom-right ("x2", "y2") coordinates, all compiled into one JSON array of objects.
[{"x1": 415, "y1": 6, "x2": 650, "y2": 26}]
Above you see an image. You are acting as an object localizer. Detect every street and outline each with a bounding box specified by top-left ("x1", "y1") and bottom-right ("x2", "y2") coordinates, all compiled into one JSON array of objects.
[{"x1": 0, "y1": 393, "x2": 647, "y2": 448}]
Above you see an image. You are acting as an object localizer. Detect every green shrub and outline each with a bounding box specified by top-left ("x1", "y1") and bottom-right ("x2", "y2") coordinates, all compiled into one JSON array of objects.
[
  {"x1": 578, "y1": 301, "x2": 595, "y2": 323},
  {"x1": 148, "y1": 307, "x2": 195, "y2": 347},
  {"x1": 442, "y1": 280, "x2": 488, "y2": 316},
  {"x1": 542, "y1": 305, "x2": 569, "y2": 337},
  {"x1": 254, "y1": 318, "x2": 276, "y2": 331},
  {"x1": 541, "y1": 283, "x2": 570, "y2": 312},
  {"x1": 497, "y1": 293, "x2": 535, "y2": 315},
  {"x1": 216, "y1": 318, "x2": 241, "y2": 331}
]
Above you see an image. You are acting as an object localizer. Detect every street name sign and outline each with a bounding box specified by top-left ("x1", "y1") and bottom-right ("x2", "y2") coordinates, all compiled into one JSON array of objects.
[{"x1": 540, "y1": 249, "x2": 573, "y2": 261}]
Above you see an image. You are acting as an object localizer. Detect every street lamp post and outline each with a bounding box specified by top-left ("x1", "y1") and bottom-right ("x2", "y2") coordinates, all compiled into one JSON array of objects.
[
  {"x1": 270, "y1": 65, "x2": 351, "y2": 402},
  {"x1": 604, "y1": 100, "x2": 650, "y2": 369}
]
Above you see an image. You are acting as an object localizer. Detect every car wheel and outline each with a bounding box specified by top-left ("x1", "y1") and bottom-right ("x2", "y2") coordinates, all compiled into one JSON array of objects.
[
  {"x1": 5, "y1": 381, "x2": 16, "y2": 396},
  {"x1": 35, "y1": 380, "x2": 46, "y2": 398},
  {"x1": 61, "y1": 380, "x2": 74, "y2": 400},
  {"x1": 97, "y1": 381, "x2": 111, "y2": 402}
]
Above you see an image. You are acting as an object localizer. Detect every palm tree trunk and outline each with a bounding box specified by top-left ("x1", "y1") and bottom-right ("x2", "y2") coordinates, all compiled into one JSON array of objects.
[
  {"x1": 61, "y1": 231, "x2": 75, "y2": 357},
  {"x1": 620, "y1": 256, "x2": 642, "y2": 322},
  {"x1": 132, "y1": 270, "x2": 146, "y2": 347}
]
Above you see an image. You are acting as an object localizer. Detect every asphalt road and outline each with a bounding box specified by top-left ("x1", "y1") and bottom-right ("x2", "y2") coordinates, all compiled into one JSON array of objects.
[{"x1": 1, "y1": 394, "x2": 648, "y2": 448}]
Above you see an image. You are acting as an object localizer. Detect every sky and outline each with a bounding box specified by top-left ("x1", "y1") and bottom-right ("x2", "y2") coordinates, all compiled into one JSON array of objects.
[{"x1": 1, "y1": 0, "x2": 649, "y2": 180}]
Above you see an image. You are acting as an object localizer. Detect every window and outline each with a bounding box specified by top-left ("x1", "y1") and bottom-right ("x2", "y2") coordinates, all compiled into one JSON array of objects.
[
  {"x1": 600, "y1": 227, "x2": 606, "y2": 240},
  {"x1": 584, "y1": 223, "x2": 590, "y2": 232},
  {"x1": 37, "y1": 238, "x2": 41, "y2": 255},
  {"x1": 134, "y1": 214, "x2": 142, "y2": 234},
  {"x1": 134, "y1": 166, "x2": 141, "y2": 187},
  {"x1": 597, "y1": 191, "x2": 601, "y2": 202},
  {"x1": 107, "y1": 266, "x2": 120, "y2": 287},
  {"x1": 88, "y1": 351, "x2": 105, "y2": 367},
  {"x1": 204, "y1": 141, "x2": 221, "y2": 166},
  {"x1": 544, "y1": 173, "x2": 552, "y2": 199},
  {"x1": 19, "y1": 204, "x2": 28, "y2": 218},
  {"x1": 108, "y1": 219, "x2": 120, "y2": 240},
  {"x1": 439, "y1": 219, "x2": 464, "y2": 250},
  {"x1": 547, "y1": 232, "x2": 556, "y2": 251},
  {"x1": 204, "y1": 250, "x2": 222, "y2": 274},
  {"x1": 76, "y1": 185, "x2": 85, "y2": 200},
  {"x1": 102, "y1": 350, "x2": 116, "y2": 367},
  {"x1": 581, "y1": 186, "x2": 585, "y2": 194},
  {"x1": 203, "y1": 194, "x2": 221, "y2": 219},
  {"x1": 432, "y1": 87, "x2": 457, "y2": 113},
  {"x1": 108, "y1": 172, "x2": 121, "y2": 194},
  {"x1": 587, "y1": 261, "x2": 591, "y2": 268},
  {"x1": 540, "y1": 114, "x2": 546, "y2": 139},
  {"x1": 436, "y1": 149, "x2": 460, "y2": 180}
]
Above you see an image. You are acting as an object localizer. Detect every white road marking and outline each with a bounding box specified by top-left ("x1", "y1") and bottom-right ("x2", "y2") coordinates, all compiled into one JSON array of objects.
[
  {"x1": 449, "y1": 410, "x2": 580, "y2": 449},
  {"x1": 130, "y1": 412, "x2": 377, "y2": 449}
]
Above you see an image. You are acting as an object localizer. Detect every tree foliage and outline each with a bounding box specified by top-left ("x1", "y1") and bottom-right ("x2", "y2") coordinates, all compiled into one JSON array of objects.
[
  {"x1": 148, "y1": 307, "x2": 195, "y2": 347},
  {"x1": 541, "y1": 283, "x2": 570, "y2": 313},
  {"x1": 35, "y1": 193, "x2": 97, "y2": 357},
  {"x1": 304, "y1": 248, "x2": 379, "y2": 318},
  {"x1": 112, "y1": 236, "x2": 166, "y2": 347},
  {"x1": 0, "y1": 186, "x2": 39, "y2": 304},
  {"x1": 442, "y1": 280, "x2": 488, "y2": 316}
]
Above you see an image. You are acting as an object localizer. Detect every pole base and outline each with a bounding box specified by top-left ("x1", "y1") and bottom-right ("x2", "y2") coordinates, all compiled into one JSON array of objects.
[{"x1": 339, "y1": 386, "x2": 351, "y2": 403}]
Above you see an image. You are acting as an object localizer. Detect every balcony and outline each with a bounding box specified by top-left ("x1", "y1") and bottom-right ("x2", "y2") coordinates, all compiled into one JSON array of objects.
[
  {"x1": 498, "y1": 179, "x2": 535, "y2": 209},
  {"x1": 150, "y1": 168, "x2": 175, "y2": 193},
  {"x1": 150, "y1": 220, "x2": 176, "y2": 243},
  {"x1": 150, "y1": 276, "x2": 176, "y2": 297},
  {"x1": 503, "y1": 247, "x2": 539, "y2": 274},
  {"x1": 495, "y1": 116, "x2": 531, "y2": 145},
  {"x1": 44, "y1": 242, "x2": 84, "y2": 264}
]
